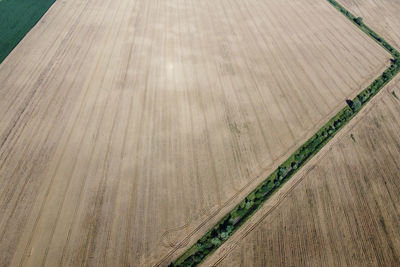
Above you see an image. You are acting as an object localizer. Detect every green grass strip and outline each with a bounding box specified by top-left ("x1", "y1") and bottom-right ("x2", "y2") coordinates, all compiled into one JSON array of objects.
[
  {"x1": 0, "y1": 0, "x2": 56, "y2": 63},
  {"x1": 171, "y1": 1, "x2": 400, "y2": 266}
]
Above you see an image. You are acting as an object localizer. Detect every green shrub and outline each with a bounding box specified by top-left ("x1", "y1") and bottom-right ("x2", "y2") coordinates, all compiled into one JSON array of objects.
[{"x1": 354, "y1": 17, "x2": 363, "y2": 25}]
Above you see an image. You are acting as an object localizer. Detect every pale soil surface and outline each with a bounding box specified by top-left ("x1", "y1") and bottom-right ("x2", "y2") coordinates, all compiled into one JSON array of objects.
[
  {"x1": 341, "y1": 0, "x2": 400, "y2": 50},
  {"x1": 208, "y1": 79, "x2": 400, "y2": 267},
  {"x1": 0, "y1": 0, "x2": 390, "y2": 266}
]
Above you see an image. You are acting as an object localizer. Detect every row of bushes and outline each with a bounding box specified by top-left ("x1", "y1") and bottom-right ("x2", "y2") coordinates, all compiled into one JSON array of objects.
[
  {"x1": 348, "y1": 58, "x2": 400, "y2": 113},
  {"x1": 172, "y1": 2, "x2": 400, "y2": 266},
  {"x1": 327, "y1": 0, "x2": 400, "y2": 58}
]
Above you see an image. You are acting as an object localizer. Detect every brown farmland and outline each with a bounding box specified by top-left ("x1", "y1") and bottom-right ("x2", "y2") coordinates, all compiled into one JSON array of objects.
[
  {"x1": 341, "y1": 0, "x2": 400, "y2": 50},
  {"x1": 205, "y1": 78, "x2": 400, "y2": 267},
  {"x1": 0, "y1": 0, "x2": 391, "y2": 266}
]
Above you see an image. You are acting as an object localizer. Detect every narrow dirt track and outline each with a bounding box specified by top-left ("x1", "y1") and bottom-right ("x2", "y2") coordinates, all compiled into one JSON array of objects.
[{"x1": 0, "y1": 0, "x2": 390, "y2": 266}]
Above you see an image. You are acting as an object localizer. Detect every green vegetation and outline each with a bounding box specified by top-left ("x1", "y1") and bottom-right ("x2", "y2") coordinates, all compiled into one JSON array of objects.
[
  {"x1": 171, "y1": 1, "x2": 400, "y2": 266},
  {"x1": 392, "y1": 91, "x2": 399, "y2": 100},
  {"x1": 0, "y1": 0, "x2": 56, "y2": 63}
]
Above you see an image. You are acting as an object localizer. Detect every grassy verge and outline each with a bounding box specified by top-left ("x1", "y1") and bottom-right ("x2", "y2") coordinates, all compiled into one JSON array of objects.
[
  {"x1": 0, "y1": 0, "x2": 56, "y2": 63},
  {"x1": 171, "y1": 1, "x2": 400, "y2": 266}
]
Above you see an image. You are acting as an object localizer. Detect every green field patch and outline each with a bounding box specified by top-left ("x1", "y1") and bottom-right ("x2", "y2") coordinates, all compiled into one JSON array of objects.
[{"x1": 0, "y1": 0, "x2": 56, "y2": 63}]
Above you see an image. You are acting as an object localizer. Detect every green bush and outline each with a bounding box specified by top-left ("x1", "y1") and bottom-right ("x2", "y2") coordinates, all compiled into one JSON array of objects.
[{"x1": 354, "y1": 17, "x2": 363, "y2": 25}]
